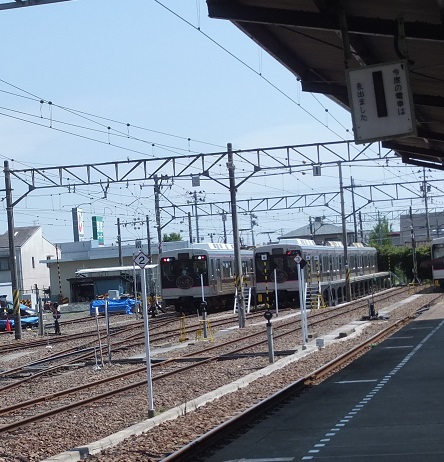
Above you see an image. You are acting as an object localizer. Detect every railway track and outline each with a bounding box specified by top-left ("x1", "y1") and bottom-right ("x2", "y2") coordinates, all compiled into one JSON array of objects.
[{"x1": 0, "y1": 286, "x2": 433, "y2": 435}]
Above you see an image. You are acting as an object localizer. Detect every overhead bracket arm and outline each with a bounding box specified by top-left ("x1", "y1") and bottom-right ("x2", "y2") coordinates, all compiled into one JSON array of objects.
[
  {"x1": 337, "y1": 5, "x2": 353, "y2": 70},
  {"x1": 395, "y1": 17, "x2": 414, "y2": 65}
]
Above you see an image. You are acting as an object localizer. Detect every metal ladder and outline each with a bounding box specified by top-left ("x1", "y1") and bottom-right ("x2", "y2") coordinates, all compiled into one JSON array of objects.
[{"x1": 234, "y1": 286, "x2": 251, "y2": 314}]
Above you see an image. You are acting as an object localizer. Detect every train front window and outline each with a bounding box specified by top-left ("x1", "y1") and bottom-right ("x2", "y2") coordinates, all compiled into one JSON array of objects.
[
  {"x1": 160, "y1": 256, "x2": 209, "y2": 288},
  {"x1": 255, "y1": 253, "x2": 298, "y2": 283},
  {"x1": 432, "y1": 244, "x2": 444, "y2": 259}
]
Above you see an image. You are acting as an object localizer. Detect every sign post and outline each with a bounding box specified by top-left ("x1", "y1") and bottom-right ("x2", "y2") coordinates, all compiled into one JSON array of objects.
[
  {"x1": 134, "y1": 251, "x2": 155, "y2": 418},
  {"x1": 295, "y1": 254, "x2": 308, "y2": 350}
]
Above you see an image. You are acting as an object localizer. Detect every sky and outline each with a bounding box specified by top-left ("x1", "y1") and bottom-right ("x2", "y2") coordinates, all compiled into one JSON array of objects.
[{"x1": 0, "y1": 0, "x2": 443, "y2": 248}]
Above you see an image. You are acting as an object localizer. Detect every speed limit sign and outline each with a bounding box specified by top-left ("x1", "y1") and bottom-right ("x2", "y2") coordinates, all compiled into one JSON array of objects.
[{"x1": 134, "y1": 251, "x2": 149, "y2": 269}]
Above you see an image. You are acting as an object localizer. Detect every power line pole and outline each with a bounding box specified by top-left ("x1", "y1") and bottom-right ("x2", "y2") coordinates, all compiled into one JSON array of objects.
[
  {"x1": 359, "y1": 211, "x2": 364, "y2": 243},
  {"x1": 154, "y1": 175, "x2": 162, "y2": 254},
  {"x1": 221, "y1": 212, "x2": 227, "y2": 244},
  {"x1": 146, "y1": 215, "x2": 152, "y2": 262},
  {"x1": 351, "y1": 177, "x2": 358, "y2": 242},
  {"x1": 116, "y1": 217, "x2": 123, "y2": 266},
  {"x1": 410, "y1": 206, "x2": 420, "y2": 283},
  {"x1": 421, "y1": 167, "x2": 431, "y2": 241},
  {"x1": 188, "y1": 212, "x2": 193, "y2": 244},
  {"x1": 250, "y1": 213, "x2": 257, "y2": 246},
  {"x1": 4, "y1": 160, "x2": 22, "y2": 340},
  {"x1": 338, "y1": 162, "x2": 351, "y2": 302},
  {"x1": 188, "y1": 190, "x2": 205, "y2": 243},
  {"x1": 227, "y1": 143, "x2": 245, "y2": 328}
]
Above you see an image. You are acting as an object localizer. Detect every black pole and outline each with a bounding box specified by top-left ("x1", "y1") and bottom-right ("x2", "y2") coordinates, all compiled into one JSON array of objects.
[{"x1": 4, "y1": 160, "x2": 22, "y2": 340}]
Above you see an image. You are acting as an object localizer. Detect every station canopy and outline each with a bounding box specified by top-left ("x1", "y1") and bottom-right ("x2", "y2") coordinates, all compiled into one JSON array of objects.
[{"x1": 207, "y1": 0, "x2": 444, "y2": 169}]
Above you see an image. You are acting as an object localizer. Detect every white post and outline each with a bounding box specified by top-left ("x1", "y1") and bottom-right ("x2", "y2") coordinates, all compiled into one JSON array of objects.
[
  {"x1": 301, "y1": 267, "x2": 308, "y2": 346},
  {"x1": 201, "y1": 273, "x2": 205, "y2": 302},
  {"x1": 274, "y1": 268, "x2": 279, "y2": 317},
  {"x1": 95, "y1": 306, "x2": 104, "y2": 367},
  {"x1": 104, "y1": 299, "x2": 111, "y2": 365},
  {"x1": 141, "y1": 267, "x2": 155, "y2": 418},
  {"x1": 297, "y1": 261, "x2": 308, "y2": 350}
]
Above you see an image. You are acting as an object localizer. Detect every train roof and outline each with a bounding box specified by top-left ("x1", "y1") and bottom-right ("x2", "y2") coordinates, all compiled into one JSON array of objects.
[
  {"x1": 254, "y1": 241, "x2": 376, "y2": 253},
  {"x1": 160, "y1": 243, "x2": 253, "y2": 255}
]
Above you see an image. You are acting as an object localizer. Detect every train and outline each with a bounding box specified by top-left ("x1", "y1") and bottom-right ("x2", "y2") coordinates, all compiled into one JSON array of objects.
[
  {"x1": 159, "y1": 240, "x2": 390, "y2": 313},
  {"x1": 254, "y1": 239, "x2": 389, "y2": 307},
  {"x1": 431, "y1": 237, "x2": 444, "y2": 288},
  {"x1": 159, "y1": 243, "x2": 253, "y2": 313}
]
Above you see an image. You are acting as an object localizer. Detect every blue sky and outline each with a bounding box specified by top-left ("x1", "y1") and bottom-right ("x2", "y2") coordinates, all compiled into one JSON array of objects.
[{"x1": 0, "y1": 0, "x2": 442, "y2": 247}]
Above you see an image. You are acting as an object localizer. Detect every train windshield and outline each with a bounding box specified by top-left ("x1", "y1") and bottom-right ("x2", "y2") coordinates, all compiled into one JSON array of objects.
[
  {"x1": 160, "y1": 255, "x2": 209, "y2": 289},
  {"x1": 255, "y1": 253, "x2": 298, "y2": 283}
]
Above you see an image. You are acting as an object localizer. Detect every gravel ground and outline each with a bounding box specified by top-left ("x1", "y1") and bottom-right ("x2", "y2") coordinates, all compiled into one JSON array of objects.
[{"x1": 0, "y1": 290, "x2": 439, "y2": 462}]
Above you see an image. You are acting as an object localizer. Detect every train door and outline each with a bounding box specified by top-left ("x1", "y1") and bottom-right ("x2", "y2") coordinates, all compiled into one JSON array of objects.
[
  {"x1": 216, "y1": 259, "x2": 222, "y2": 293},
  {"x1": 210, "y1": 258, "x2": 217, "y2": 295}
]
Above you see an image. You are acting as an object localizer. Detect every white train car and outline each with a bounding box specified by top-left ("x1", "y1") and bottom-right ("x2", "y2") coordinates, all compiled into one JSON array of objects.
[
  {"x1": 254, "y1": 239, "x2": 388, "y2": 307},
  {"x1": 431, "y1": 237, "x2": 444, "y2": 288},
  {"x1": 160, "y1": 243, "x2": 253, "y2": 313}
]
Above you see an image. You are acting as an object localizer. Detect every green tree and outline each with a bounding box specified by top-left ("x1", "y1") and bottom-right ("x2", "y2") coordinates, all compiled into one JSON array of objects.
[
  {"x1": 162, "y1": 232, "x2": 182, "y2": 242},
  {"x1": 369, "y1": 217, "x2": 392, "y2": 246}
]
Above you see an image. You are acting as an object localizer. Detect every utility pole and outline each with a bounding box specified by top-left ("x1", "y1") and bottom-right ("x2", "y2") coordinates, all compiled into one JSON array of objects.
[
  {"x1": 227, "y1": 143, "x2": 246, "y2": 328},
  {"x1": 146, "y1": 215, "x2": 151, "y2": 262},
  {"x1": 117, "y1": 217, "x2": 123, "y2": 266},
  {"x1": 188, "y1": 190, "x2": 205, "y2": 244},
  {"x1": 351, "y1": 177, "x2": 358, "y2": 243},
  {"x1": 154, "y1": 175, "x2": 162, "y2": 254},
  {"x1": 421, "y1": 167, "x2": 431, "y2": 241},
  {"x1": 188, "y1": 212, "x2": 193, "y2": 244},
  {"x1": 359, "y1": 211, "x2": 364, "y2": 243},
  {"x1": 250, "y1": 213, "x2": 258, "y2": 246},
  {"x1": 410, "y1": 206, "x2": 420, "y2": 283},
  {"x1": 338, "y1": 163, "x2": 351, "y2": 302},
  {"x1": 309, "y1": 216, "x2": 314, "y2": 240},
  {"x1": 221, "y1": 212, "x2": 227, "y2": 244},
  {"x1": 378, "y1": 211, "x2": 382, "y2": 245},
  {"x1": 4, "y1": 160, "x2": 22, "y2": 340}
]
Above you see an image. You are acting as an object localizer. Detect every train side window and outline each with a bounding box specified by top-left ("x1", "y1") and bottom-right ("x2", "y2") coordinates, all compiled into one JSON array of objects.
[
  {"x1": 222, "y1": 260, "x2": 232, "y2": 278},
  {"x1": 338, "y1": 255, "x2": 343, "y2": 271},
  {"x1": 349, "y1": 255, "x2": 355, "y2": 270},
  {"x1": 322, "y1": 256, "x2": 329, "y2": 272}
]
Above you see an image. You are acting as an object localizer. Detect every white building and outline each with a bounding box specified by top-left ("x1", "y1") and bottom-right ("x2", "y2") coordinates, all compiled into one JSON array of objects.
[{"x1": 0, "y1": 226, "x2": 56, "y2": 299}]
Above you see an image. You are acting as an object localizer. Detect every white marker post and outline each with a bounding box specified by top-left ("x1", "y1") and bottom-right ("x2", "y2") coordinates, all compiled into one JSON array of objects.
[
  {"x1": 295, "y1": 255, "x2": 308, "y2": 350},
  {"x1": 134, "y1": 251, "x2": 155, "y2": 418},
  {"x1": 274, "y1": 268, "x2": 279, "y2": 317}
]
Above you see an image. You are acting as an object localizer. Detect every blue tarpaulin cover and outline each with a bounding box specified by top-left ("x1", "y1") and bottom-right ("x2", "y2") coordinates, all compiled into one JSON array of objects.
[
  {"x1": 90, "y1": 298, "x2": 138, "y2": 316},
  {"x1": 0, "y1": 317, "x2": 39, "y2": 330}
]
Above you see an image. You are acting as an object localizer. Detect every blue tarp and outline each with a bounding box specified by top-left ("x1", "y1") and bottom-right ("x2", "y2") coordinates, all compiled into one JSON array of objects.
[
  {"x1": 90, "y1": 298, "x2": 138, "y2": 316},
  {"x1": 0, "y1": 316, "x2": 39, "y2": 331}
]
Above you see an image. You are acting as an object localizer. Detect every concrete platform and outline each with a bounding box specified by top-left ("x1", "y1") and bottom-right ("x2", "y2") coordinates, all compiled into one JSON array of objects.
[{"x1": 200, "y1": 299, "x2": 444, "y2": 462}]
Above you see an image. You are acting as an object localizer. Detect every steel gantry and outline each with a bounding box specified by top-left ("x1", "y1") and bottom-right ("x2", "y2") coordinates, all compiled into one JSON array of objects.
[{"x1": 4, "y1": 140, "x2": 399, "y2": 337}]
